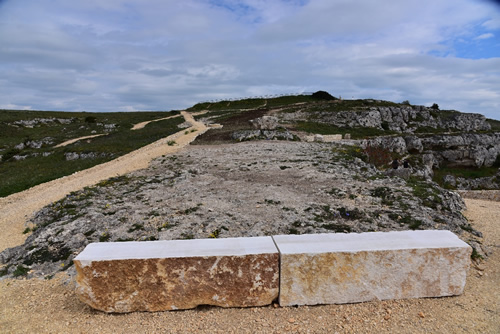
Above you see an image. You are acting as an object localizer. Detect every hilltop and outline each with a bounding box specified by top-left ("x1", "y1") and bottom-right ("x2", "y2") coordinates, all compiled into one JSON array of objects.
[{"x1": 1, "y1": 93, "x2": 499, "y2": 199}]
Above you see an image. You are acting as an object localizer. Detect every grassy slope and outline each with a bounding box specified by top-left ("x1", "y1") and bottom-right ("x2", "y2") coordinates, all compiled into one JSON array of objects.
[{"x1": 0, "y1": 110, "x2": 183, "y2": 197}]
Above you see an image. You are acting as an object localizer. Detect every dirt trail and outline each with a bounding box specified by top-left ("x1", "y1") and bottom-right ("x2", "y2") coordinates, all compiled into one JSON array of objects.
[
  {"x1": 0, "y1": 198, "x2": 498, "y2": 333},
  {"x1": 131, "y1": 111, "x2": 208, "y2": 130},
  {"x1": 54, "y1": 134, "x2": 107, "y2": 148},
  {"x1": 0, "y1": 111, "x2": 207, "y2": 252},
  {"x1": 131, "y1": 114, "x2": 181, "y2": 130}
]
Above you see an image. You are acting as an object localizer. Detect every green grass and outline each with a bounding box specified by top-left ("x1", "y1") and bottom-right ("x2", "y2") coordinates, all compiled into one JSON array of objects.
[
  {"x1": 406, "y1": 177, "x2": 444, "y2": 210},
  {"x1": 487, "y1": 118, "x2": 500, "y2": 131},
  {"x1": 0, "y1": 110, "x2": 180, "y2": 149},
  {"x1": 189, "y1": 94, "x2": 341, "y2": 112},
  {"x1": 0, "y1": 111, "x2": 183, "y2": 197},
  {"x1": 188, "y1": 98, "x2": 266, "y2": 112},
  {"x1": 433, "y1": 166, "x2": 500, "y2": 189}
]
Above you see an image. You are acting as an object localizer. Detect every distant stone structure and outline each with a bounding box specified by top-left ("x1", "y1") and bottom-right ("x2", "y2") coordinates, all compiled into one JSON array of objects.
[{"x1": 305, "y1": 134, "x2": 343, "y2": 142}]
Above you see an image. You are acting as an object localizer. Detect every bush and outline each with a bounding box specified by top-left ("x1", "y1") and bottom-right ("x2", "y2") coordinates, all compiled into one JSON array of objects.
[
  {"x1": 1, "y1": 148, "x2": 21, "y2": 162},
  {"x1": 493, "y1": 154, "x2": 500, "y2": 168},
  {"x1": 431, "y1": 103, "x2": 439, "y2": 110},
  {"x1": 312, "y1": 90, "x2": 336, "y2": 100},
  {"x1": 364, "y1": 144, "x2": 391, "y2": 167}
]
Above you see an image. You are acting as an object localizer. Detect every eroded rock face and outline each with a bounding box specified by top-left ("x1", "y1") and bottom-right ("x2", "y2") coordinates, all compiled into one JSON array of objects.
[
  {"x1": 274, "y1": 231, "x2": 471, "y2": 307},
  {"x1": 74, "y1": 237, "x2": 279, "y2": 312}
]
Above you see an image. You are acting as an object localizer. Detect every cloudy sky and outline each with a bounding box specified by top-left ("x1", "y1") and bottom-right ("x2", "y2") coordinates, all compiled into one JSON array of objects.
[{"x1": 0, "y1": 0, "x2": 499, "y2": 119}]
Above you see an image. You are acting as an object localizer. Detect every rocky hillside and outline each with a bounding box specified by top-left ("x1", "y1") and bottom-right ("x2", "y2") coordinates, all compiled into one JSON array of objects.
[
  {"x1": 193, "y1": 93, "x2": 500, "y2": 189},
  {"x1": 0, "y1": 141, "x2": 484, "y2": 279},
  {"x1": 0, "y1": 92, "x2": 497, "y2": 279}
]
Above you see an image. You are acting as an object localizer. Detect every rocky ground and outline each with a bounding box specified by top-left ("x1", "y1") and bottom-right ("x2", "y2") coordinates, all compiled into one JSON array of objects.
[
  {"x1": 1, "y1": 196, "x2": 498, "y2": 333},
  {"x1": 0, "y1": 141, "x2": 483, "y2": 279}
]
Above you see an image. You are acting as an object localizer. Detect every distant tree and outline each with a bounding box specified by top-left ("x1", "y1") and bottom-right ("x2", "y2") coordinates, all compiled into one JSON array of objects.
[
  {"x1": 401, "y1": 100, "x2": 411, "y2": 105},
  {"x1": 312, "y1": 90, "x2": 336, "y2": 100},
  {"x1": 431, "y1": 103, "x2": 439, "y2": 110}
]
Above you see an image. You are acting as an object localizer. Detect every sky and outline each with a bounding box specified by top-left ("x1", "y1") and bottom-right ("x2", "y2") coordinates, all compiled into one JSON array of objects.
[{"x1": 0, "y1": 0, "x2": 499, "y2": 120}]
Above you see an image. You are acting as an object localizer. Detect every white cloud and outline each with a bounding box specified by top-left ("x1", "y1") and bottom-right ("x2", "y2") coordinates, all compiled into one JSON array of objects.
[
  {"x1": 476, "y1": 33, "x2": 494, "y2": 39},
  {"x1": 0, "y1": 0, "x2": 498, "y2": 120}
]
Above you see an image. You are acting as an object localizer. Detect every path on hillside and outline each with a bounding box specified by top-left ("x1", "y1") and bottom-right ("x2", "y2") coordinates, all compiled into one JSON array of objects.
[
  {"x1": 131, "y1": 114, "x2": 181, "y2": 130},
  {"x1": 54, "y1": 111, "x2": 209, "y2": 148},
  {"x1": 54, "y1": 134, "x2": 107, "y2": 148},
  {"x1": 0, "y1": 111, "x2": 208, "y2": 252},
  {"x1": 132, "y1": 110, "x2": 209, "y2": 130}
]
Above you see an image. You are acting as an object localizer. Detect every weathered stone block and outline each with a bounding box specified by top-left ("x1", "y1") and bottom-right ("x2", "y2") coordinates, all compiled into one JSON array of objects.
[
  {"x1": 73, "y1": 237, "x2": 279, "y2": 312},
  {"x1": 273, "y1": 231, "x2": 471, "y2": 306}
]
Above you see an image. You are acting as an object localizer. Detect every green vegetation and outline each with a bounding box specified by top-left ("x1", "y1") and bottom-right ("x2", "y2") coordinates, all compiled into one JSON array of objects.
[
  {"x1": 429, "y1": 109, "x2": 461, "y2": 121},
  {"x1": 433, "y1": 166, "x2": 499, "y2": 189},
  {"x1": 188, "y1": 95, "x2": 315, "y2": 112},
  {"x1": 370, "y1": 187, "x2": 395, "y2": 206},
  {"x1": 406, "y1": 177, "x2": 444, "y2": 210},
  {"x1": 399, "y1": 215, "x2": 424, "y2": 230},
  {"x1": 487, "y1": 118, "x2": 500, "y2": 131},
  {"x1": 127, "y1": 223, "x2": 144, "y2": 232},
  {"x1": 99, "y1": 231, "x2": 111, "y2": 242},
  {"x1": 470, "y1": 247, "x2": 483, "y2": 261},
  {"x1": 322, "y1": 223, "x2": 352, "y2": 233},
  {"x1": 333, "y1": 145, "x2": 366, "y2": 162},
  {"x1": 22, "y1": 245, "x2": 71, "y2": 266},
  {"x1": 0, "y1": 110, "x2": 183, "y2": 197},
  {"x1": 12, "y1": 264, "x2": 30, "y2": 277},
  {"x1": 311, "y1": 90, "x2": 337, "y2": 100}
]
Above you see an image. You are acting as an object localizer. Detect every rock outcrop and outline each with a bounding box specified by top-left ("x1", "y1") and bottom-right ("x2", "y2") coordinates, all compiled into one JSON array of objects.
[
  {"x1": 250, "y1": 116, "x2": 279, "y2": 130},
  {"x1": 293, "y1": 106, "x2": 491, "y2": 134},
  {"x1": 362, "y1": 133, "x2": 500, "y2": 169}
]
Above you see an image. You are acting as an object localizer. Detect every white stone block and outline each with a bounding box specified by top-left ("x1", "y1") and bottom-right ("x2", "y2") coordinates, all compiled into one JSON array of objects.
[
  {"x1": 74, "y1": 237, "x2": 279, "y2": 312},
  {"x1": 273, "y1": 231, "x2": 471, "y2": 306}
]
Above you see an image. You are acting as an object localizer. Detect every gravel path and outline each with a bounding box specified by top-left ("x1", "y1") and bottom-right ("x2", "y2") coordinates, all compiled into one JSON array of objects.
[
  {"x1": 0, "y1": 198, "x2": 497, "y2": 333},
  {"x1": 54, "y1": 134, "x2": 108, "y2": 148},
  {"x1": 0, "y1": 112, "x2": 207, "y2": 252}
]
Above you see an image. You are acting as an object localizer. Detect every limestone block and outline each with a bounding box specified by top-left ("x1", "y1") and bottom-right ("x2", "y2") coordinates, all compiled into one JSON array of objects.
[
  {"x1": 322, "y1": 135, "x2": 342, "y2": 142},
  {"x1": 273, "y1": 231, "x2": 471, "y2": 307},
  {"x1": 73, "y1": 237, "x2": 279, "y2": 312},
  {"x1": 314, "y1": 134, "x2": 324, "y2": 142}
]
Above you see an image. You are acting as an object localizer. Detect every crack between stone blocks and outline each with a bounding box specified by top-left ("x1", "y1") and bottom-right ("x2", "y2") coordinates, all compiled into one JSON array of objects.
[{"x1": 270, "y1": 236, "x2": 282, "y2": 305}]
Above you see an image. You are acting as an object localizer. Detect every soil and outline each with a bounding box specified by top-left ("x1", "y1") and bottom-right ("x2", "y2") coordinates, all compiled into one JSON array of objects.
[{"x1": 0, "y1": 112, "x2": 498, "y2": 333}]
